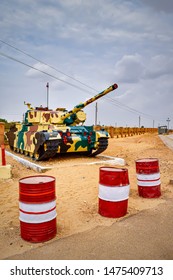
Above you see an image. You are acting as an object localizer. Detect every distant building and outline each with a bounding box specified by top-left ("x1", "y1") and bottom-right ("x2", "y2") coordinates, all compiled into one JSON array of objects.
[{"x1": 158, "y1": 126, "x2": 168, "y2": 134}]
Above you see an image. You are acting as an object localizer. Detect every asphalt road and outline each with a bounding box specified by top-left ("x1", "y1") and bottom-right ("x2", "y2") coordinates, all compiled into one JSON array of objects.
[
  {"x1": 7, "y1": 198, "x2": 173, "y2": 260},
  {"x1": 159, "y1": 134, "x2": 173, "y2": 150}
]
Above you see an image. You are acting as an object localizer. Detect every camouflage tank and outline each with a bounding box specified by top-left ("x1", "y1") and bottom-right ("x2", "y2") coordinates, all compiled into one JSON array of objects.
[{"x1": 6, "y1": 83, "x2": 118, "y2": 160}]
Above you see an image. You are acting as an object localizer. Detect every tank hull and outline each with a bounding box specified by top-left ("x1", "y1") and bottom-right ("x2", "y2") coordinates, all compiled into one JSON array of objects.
[{"x1": 6, "y1": 124, "x2": 109, "y2": 160}]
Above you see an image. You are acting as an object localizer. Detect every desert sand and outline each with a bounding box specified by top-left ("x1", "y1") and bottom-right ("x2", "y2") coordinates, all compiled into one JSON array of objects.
[{"x1": 0, "y1": 132, "x2": 173, "y2": 259}]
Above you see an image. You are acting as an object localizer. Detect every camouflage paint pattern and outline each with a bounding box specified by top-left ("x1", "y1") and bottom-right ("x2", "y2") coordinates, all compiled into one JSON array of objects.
[
  {"x1": 6, "y1": 84, "x2": 117, "y2": 160},
  {"x1": 7, "y1": 123, "x2": 108, "y2": 156}
]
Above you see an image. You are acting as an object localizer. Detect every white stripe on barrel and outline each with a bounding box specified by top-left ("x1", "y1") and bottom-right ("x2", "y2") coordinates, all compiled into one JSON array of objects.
[
  {"x1": 98, "y1": 167, "x2": 130, "y2": 218},
  {"x1": 135, "y1": 158, "x2": 161, "y2": 198},
  {"x1": 99, "y1": 184, "x2": 130, "y2": 202},
  {"x1": 19, "y1": 200, "x2": 57, "y2": 223}
]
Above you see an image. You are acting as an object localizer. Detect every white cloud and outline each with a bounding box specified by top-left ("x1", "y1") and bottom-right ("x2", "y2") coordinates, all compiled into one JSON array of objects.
[
  {"x1": 139, "y1": 0, "x2": 173, "y2": 13},
  {"x1": 0, "y1": 0, "x2": 173, "y2": 127},
  {"x1": 143, "y1": 55, "x2": 173, "y2": 79},
  {"x1": 114, "y1": 54, "x2": 144, "y2": 83}
]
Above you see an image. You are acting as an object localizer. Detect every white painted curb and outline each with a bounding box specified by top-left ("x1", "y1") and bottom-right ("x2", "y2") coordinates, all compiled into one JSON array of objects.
[
  {"x1": 5, "y1": 151, "x2": 50, "y2": 173},
  {"x1": 5, "y1": 151, "x2": 125, "y2": 172}
]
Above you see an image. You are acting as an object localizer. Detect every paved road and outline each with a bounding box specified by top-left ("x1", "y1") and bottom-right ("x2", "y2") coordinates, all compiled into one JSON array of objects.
[
  {"x1": 7, "y1": 198, "x2": 173, "y2": 260},
  {"x1": 159, "y1": 134, "x2": 173, "y2": 151}
]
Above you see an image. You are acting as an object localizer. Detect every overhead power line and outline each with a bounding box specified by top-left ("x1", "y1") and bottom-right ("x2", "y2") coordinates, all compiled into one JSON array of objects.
[
  {"x1": 0, "y1": 39, "x2": 97, "y2": 93},
  {"x1": 0, "y1": 39, "x2": 164, "y2": 122},
  {"x1": 0, "y1": 51, "x2": 93, "y2": 95}
]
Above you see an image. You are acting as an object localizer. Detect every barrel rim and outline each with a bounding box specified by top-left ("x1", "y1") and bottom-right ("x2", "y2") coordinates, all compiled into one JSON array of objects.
[
  {"x1": 135, "y1": 158, "x2": 159, "y2": 163},
  {"x1": 99, "y1": 166, "x2": 128, "y2": 172},
  {"x1": 19, "y1": 175, "x2": 55, "y2": 184}
]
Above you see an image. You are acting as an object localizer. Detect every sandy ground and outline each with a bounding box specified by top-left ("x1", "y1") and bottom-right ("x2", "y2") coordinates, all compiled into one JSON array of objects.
[{"x1": 0, "y1": 133, "x2": 173, "y2": 259}]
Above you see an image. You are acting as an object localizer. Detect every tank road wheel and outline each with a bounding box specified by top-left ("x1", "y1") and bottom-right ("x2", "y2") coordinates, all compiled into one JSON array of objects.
[
  {"x1": 34, "y1": 152, "x2": 40, "y2": 161},
  {"x1": 44, "y1": 143, "x2": 47, "y2": 151},
  {"x1": 29, "y1": 152, "x2": 34, "y2": 158},
  {"x1": 34, "y1": 146, "x2": 44, "y2": 161},
  {"x1": 24, "y1": 150, "x2": 29, "y2": 156}
]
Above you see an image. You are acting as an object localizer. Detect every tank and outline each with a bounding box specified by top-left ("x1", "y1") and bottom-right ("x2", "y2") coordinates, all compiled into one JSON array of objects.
[{"x1": 6, "y1": 83, "x2": 118, "y2": 160}]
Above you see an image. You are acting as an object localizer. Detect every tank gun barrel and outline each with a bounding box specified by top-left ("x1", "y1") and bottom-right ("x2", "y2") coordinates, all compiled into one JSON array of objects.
[{"x1": 61, "y1": 83, "x2": 118, "y2": 121}]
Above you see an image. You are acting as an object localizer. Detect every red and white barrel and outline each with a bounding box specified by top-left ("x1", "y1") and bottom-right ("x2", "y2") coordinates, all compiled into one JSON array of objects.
[
  {"x1": 98, "y1": 167, "x2": 130, "y2": 218},
  {"x1": 19, "y1": 175, "x2": 57, "y2": 242},
  {"x1": 135, "y1": 158, "x2": 161, "y2": 198}
]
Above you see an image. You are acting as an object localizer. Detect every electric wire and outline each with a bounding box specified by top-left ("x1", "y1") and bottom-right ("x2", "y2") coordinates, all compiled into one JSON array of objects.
[
  {"x1": 0, "y1": 39, "x2": 165, "y2": 123},
  {"x1": 0, "y1": 39, "x2": 97, "y2": 93},
  {"x1": 0, "y1": 39, "x2": 161, "y2": 120},
  {"x1": 0, "y1": 51, "x2": 94, "y2": 95},
  {"x1": 0, "y1": 50, "x2": 157, "y2": 120}
]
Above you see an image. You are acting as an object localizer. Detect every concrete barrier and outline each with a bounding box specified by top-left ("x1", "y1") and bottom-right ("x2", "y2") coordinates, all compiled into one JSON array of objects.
[{"x1": 0, "y1": 144, "x2": 12, "y2": 179}]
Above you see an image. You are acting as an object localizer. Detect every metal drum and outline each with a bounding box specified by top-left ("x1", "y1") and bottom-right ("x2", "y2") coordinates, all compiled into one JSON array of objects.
[
  {"x1": 135, "y1": 158, "x2": 161, "y2": 198},
  {"x1": 19, "y1": 175, "x2": 57, "y2": 242},
  {"x1": 98, "y1": 167, "x2": 130, "y2": 218}
]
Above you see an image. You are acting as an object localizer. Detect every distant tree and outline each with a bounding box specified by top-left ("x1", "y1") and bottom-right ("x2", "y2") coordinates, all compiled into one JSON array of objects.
[{"x1": 0, "y1": 118, "x2": 7, "y2": 123}]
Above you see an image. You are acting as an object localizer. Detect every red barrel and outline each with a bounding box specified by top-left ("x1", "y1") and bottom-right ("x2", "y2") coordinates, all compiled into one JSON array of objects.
[
  {"x1": 98, "y1": 167, "x2": 130, "y2": 218},
  {"x1": 135, "y1": 158, "x2": 161, "y2": 198},
  {"x1": 19, "y1": 175, "x2": 57, "y2": 242}
]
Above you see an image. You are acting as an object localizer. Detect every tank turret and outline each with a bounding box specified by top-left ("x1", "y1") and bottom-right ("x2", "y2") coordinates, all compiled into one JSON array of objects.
[
  {"x1": 23, "y1": 83, "x2": 118, "y2": 126},
  {"x1": 6, "y1": 83, "x2": 118, "y2": 160}
]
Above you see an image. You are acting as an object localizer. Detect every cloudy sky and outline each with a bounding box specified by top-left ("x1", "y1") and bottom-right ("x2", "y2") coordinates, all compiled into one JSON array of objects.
[{"x1": 0, "y1": 0, "x2": 173, "y2": 128}]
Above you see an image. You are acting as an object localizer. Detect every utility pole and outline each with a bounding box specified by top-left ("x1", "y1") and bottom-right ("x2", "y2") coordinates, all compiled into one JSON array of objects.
[
  {"x1": 46, "y1": 82, "x2": 49, "y2": 109},
  {"x1": 139, "y1": 116, "x2": 141, "y2": 128},
  {"x1": 166, "y1": 117, "x2": 170, "y2": 131},
  {"x1": 95, "y1": 102, "x2": 98, "y2": 126}
]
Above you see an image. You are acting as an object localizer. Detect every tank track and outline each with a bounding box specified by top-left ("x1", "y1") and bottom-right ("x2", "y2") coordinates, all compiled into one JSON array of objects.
[
  {"x1": 35, "y1": 140, "x2": 60, "y2": 161},
  {"x1": 89, "y1": 137, "x2": 108, "y2": 157},
  {"x1": 10, "y1": 140, "x2": 60, "y2": 161}
]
